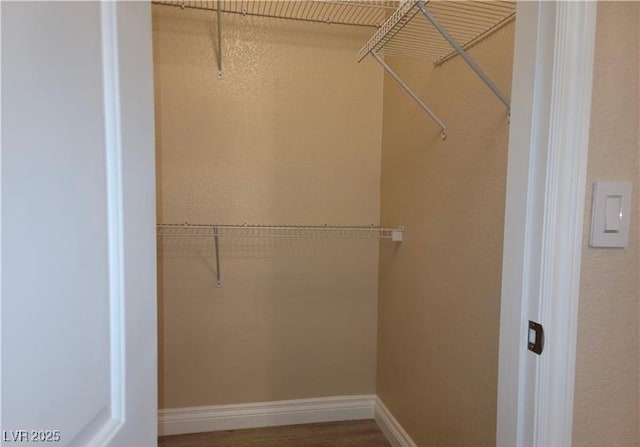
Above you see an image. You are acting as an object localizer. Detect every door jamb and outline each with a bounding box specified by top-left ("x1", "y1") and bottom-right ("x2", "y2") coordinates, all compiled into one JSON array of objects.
[{"x1": 497, "y1": 2, "x2": 598, "y2": 446}]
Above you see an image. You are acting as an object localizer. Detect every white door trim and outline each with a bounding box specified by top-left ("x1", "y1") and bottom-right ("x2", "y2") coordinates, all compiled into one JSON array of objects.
[{"x1": 497, "y1": 2, "x2": 597, "y2": 447}]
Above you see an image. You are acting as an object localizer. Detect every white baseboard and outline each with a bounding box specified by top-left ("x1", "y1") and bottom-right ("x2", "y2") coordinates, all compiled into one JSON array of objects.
[
  {"x1": 374, "y1": 397, "x2": 417, "y2": 447},
  {"x1": 159, "y1": 394, "x2": 376, "y2": 436}
]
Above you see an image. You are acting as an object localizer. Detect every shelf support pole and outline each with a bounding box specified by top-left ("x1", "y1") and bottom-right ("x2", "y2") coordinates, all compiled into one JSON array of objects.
[
  {"x1": 216, "y1": 0, "x2": 223, "y2": 79},
  {"x1": 213, "y1": 226, "x2": 222, "y2": 287},
  {"x1": 416, "y1": 0, "x2": 510, "y2": 111},
  {"x1": 371, "y1": 51, "x2": 447, "y2": 140}
]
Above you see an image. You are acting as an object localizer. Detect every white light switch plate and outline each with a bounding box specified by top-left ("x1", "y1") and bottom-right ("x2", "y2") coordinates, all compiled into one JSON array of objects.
[{"x1": 590, "y1": 181, "x2": 632, "y2": 248}]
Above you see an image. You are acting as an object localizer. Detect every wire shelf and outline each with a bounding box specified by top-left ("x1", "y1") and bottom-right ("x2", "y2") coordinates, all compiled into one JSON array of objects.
[
  {"x1": 152, "y1": 0, "x2": 399, "y2": 28},
  {"x1": 157, "y1": 223, "x2": 404, "y2": 240},
  {"x1": 357, "y1": 0, "x2": 512, "y2": 132},
  {"x1": 358, "y1": 0, "x2": 515, "y2": 63}
]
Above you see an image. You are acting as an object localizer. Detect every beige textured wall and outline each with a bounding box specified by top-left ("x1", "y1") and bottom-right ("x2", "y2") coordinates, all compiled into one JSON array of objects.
[
  {"x1": 573, "y1": 3, "x2": 640, "y2": 446},
  {"x1": 376, "y1": 24, "x2": 514, "y2": 447},
  {"x1": 153, "y1": 6, "x2": 383, "y2": 409}
]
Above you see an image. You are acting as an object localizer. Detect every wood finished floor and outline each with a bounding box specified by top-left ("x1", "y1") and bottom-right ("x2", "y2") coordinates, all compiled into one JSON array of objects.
[{"x1": 158, "y1": 420, "x2": 391, "y2": 447}]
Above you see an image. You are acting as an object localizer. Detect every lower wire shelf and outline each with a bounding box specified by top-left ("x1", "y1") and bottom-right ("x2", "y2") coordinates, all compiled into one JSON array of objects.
[
  {"x1": 157, "y1": 223, "x2": 405, "y2": 288},
  {"x1": 157, "y1": 223, "x2": 404, "y2": 241}
]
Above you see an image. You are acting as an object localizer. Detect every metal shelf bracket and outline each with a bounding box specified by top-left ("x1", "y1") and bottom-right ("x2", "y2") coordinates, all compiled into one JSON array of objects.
[
  {"x1": 213, "y1": 226, "x2": 222, "y2": 287},
  {"x1": 371, "y1": 51, "x2": 447, "y2": 140},
  {"x1": 215, "y1": 0, "x2": 222, "y2": 79}
]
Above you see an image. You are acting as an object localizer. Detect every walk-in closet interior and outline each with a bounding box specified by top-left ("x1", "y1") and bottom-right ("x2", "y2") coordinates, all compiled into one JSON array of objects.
[{"x1": 153, "y1": 1, "x2": 515, "y2": 445}]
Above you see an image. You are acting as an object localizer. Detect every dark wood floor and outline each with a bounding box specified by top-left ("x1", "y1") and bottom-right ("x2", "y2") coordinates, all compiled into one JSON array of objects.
[{"x1": 158, "y1": 420, "x2": 390, "y2": 447}]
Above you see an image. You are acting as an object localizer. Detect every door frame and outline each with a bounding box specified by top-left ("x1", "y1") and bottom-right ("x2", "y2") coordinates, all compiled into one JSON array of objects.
[
  {"x1": 138, "y1": 1, "x2": 599, "y2": 444},
  {"x1": 497, "y1": 2, "x2": 598, "y2": 447}
]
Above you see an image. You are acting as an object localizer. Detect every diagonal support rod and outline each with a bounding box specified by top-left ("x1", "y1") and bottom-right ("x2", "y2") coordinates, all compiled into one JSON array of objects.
[
  {"x1": 416, "y1": 0, "x2": 510, "y2": 111},
  {"x1": 371, "y1": 51, "x2": 447, "y2": 140}
]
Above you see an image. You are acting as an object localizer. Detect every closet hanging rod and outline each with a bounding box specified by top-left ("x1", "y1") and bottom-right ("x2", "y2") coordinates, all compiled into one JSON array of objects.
[
  {"x1": 157, "y1": 223, "x2": 405, "y2": 241},
  {"x1": 152, "y1": 1, "x2": 398, "y2": 29}
]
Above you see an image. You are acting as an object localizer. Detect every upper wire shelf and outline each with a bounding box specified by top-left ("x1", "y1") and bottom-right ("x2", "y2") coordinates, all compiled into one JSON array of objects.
[
  {"x1": 158, "y1": 223, "x2": 404, "y2": 241},
  {"x1": 152, "y1": 0, "x2": 399, "y2": 28},
  {"x1": 358, "y1": 0, "x2": 515, "y2": 64},
  {"x1": 357, "y1": 0, "x2": 513, "y2": 137}
]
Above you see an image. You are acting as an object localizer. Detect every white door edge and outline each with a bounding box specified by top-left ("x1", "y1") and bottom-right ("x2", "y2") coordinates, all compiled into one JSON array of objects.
[
  {"x1": 497, "y1": 2, "x2": 597, "y2": 447},
  {"x1": 101, "y1": 0, "x2": 126, "y2": 431},
  {"x1": 1, "y1": 2, "x2": 157, "y2": 445},
  {"x1": 0, "y1": 0, "x2": 4, "y2": 437}
]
